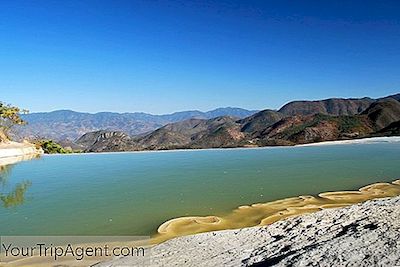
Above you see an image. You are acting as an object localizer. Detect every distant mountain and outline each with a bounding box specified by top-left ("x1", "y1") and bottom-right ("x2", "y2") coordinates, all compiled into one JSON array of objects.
[
  {"x1": 203, "y1": 108, "x2": 259, "y2": 119},
  {"x1": 14, "y1": 107, "x2": 257, "y2": 141},
  {"x1": 78, "y1": 93, "x2": 400, "y2": 152}
]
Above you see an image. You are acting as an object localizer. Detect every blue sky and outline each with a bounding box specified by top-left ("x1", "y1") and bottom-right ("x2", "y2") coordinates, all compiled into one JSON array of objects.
[{"x1": 0, "y1": 0, "x2": 399, "y2": 114}]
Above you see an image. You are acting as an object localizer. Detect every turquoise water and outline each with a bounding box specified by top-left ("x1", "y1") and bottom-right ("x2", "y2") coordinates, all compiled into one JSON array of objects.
[{"x1": 1, "y1": 143, "x2": 400, "y2": 236}]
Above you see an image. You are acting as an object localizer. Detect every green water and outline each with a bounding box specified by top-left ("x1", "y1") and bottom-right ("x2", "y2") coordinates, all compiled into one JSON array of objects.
[{"x1": 1, "y1": 142, "x2": 400, "y2": 236}]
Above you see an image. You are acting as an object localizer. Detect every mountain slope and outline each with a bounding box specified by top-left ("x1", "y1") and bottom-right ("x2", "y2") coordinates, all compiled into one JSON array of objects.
[
  {"x1": 377, "y1": 121, "x2": 400, "y2": 136},
  {"x1": 361, "y1": 99, "x2": 400, "y2": 130},
  {"x1": 256, "y1": 114, "x2": 374, "y2": 146},
  {"x1": 134, "y1": 118, "x2": 207, "y2": 150},
  {"x1": 239, "y1": 109, "x2": 284, "y2": 135},
  {"x1": 134, "y1": 116, "x2": 243, "y2": 150}
]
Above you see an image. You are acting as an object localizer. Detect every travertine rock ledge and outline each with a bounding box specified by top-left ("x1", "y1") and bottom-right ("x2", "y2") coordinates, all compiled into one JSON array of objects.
[
  {"x1": 0, "y1": 141, "x2": 43, "y2": 158},
  {"x1": 98, "y1": 196, "x2": 400, "y2": 267}
]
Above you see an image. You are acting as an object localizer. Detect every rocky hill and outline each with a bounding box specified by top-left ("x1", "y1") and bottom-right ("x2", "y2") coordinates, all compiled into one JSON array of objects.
[
  {"x1": 255, "y1": 114, "x2": 374, "y2": 146},
  {"x1": 278, "y1": 97, "x2": 375, "y2": 116},
  {"x1": 361, "y1": 98, "x2": 400, "y2": 130},
  {"x1": 75, "y1": 130, "x2": 133, "y2": 152},
  {"x1": 78, "y1": 94, "x2": 400, "y2": 152}
]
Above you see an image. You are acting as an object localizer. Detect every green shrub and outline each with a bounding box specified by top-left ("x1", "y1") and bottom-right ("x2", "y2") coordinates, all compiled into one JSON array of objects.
[{"x1": 36, "y1": 140, "x2": 72, "y2": 154}]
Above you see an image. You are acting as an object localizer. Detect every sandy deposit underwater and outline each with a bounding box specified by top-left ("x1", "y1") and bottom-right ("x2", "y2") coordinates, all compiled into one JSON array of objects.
[{"x1": 153, "y1": 179, "x2": 400, "y2": 243}]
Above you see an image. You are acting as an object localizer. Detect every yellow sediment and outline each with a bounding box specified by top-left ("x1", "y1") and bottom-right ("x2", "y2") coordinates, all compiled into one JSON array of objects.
[{"x1": 152, "y1": 179, "x2": 400, "y2": 244}]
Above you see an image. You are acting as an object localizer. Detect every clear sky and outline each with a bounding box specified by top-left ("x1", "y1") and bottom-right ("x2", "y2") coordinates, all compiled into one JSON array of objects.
[{"x1": 0, "y1": 0, "x2": 399, "y2": 114}]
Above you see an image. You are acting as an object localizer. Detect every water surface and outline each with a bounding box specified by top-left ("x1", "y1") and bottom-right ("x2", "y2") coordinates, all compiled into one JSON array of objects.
[{"x1": 1, "y1": 142, "x2": 399, "y2": 236}]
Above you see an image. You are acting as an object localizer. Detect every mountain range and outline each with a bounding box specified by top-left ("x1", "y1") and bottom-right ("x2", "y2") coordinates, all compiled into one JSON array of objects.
[
  {"x1": 13, "y1": 107, "x2": 258, "y2": 141},
  {"x1": 73, "y1": 93, "x2": 400, "y2": 152}
]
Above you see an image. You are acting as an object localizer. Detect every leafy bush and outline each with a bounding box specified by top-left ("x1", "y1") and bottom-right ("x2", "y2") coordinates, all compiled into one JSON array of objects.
[{"x1": 35, "y1": 140, "x2": 72, "y2": 154}]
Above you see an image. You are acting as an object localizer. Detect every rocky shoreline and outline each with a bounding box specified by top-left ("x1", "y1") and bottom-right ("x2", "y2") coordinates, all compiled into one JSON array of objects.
[{"x1": 98, "y1": 196, "x2": 400, "y2": 266}]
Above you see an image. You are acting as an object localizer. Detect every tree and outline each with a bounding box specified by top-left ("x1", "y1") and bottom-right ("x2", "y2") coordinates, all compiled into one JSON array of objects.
[
  {"x1": 36, "y1": 140, "x2": 69, "y2": 154},
  {"x1": 0, "y1": 102, "x2": 28, "y2": 141}
]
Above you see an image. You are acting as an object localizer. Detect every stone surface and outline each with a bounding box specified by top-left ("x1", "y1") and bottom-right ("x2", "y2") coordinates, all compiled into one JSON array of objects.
[
  {"x1": 0, "y1": 141, "x2": 43, "y2": 159},
  {"x1": 97, "y1": 196, "x2": 400, "y2": 267}
]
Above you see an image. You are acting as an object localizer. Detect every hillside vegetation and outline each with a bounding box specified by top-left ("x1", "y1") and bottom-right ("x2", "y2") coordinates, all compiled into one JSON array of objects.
[{"x1": 34, "y1": 140, "x2": 79, "y2": 154}]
